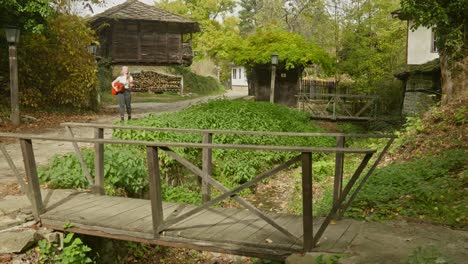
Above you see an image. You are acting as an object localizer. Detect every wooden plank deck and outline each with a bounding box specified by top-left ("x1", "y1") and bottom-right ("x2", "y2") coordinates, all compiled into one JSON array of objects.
[{"x1": 40, "y1": 191, "x2": 361, "y2": 260}]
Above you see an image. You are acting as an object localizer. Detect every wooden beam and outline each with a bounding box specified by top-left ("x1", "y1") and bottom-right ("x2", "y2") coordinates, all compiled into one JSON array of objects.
[
  {"x1": 41, "y1": 222, "x2": 292, "y2": 261},
  {"x1": 65, "y1": 126, "x2": 94, "y2": 186},
  {"x1": 312, "y1": 153, "x2": 373, "y2": 247},
  {"x1": 0, "y1": 133, "x2": 379, "y2": 154},
  {"x1": 301, "y1": 152, "x2": 313, "y2": 252},
  {"x1": 333, "y1": 136, "x2": 345, "y2": 219},
  {"x1": 60, "y1": 122, "x2": 396, "y2": 139},
  {"x1": 147, "y1": 146, "x2": 164, "y2": 238},
  {"x1": 202, "y1": 132, "x2": 212, "y2": 203},
  {"x1": 94, "y1": 128, "x2": 105, "y2": 195},
  {"x1": 296, "y1": 93, "x2": 378, "y2": 99},
  {"x1": 338, "y1": 138, "x2": 395, "y2": 217},
  {"x1": 354, "y1": 98, "x2": 374, "y2": 117},
  {"x1": 19, "y1": 139, "x2": 43, "y2": 219},
  {"x1": 157, "y1": 155, "x2": 301, "y2": 232},
  {"x1": 160, "y1": 147, "x2": 301, "y2": 244},
  {"x1": 0, "y1": 143, "x2": 28, "y2": 196}
]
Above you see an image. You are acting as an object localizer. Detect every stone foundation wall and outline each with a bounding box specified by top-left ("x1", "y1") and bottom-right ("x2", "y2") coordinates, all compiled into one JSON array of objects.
[{"x1": 402, "y1": 73, "x2": 440, "y2": 115}]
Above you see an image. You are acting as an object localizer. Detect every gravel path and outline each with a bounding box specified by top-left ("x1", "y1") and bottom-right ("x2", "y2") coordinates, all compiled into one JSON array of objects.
[{"x1": 0, "y1": 90, "x2": 247, "y2": 185}]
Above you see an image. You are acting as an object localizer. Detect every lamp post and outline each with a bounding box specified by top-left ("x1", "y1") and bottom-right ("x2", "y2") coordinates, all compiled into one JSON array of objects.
[
  {"x1": 5, "y1": 26, "x2": 20, "y2": 125},
  {"x1": 87, "y1": 43, "x2": 100, "y2": 105},
  {"x1": 270, "y1": 54, "x2": 278, "y2": 103}
]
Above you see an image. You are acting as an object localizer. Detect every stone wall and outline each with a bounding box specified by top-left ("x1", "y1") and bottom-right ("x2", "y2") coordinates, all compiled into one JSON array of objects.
[{"x1": 402, "y1": 72, "x2": 440, "y2": 115}]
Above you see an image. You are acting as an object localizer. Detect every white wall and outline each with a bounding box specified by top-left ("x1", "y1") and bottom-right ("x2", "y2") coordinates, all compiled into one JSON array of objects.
[
  {"x1": 231, "y1": 66, "x2": 248, "y2": 87},
  {"x1": 407, "y1": 22, "x2": 439, "y2": 65}
]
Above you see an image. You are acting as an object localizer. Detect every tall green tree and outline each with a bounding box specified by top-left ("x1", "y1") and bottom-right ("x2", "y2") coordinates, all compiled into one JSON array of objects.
[
  {"x1": 0, "y1": 0, "x2": 55, "y2": 33},
  {"x1": 400, "y1": 0, "x2": 467, "y2": 103},
  {"x1": 238, "y1": 0, "x2": 260, "y2": 34},
  {"x1": 339, "y1": 0, "x2": 406, "y2": 92}
]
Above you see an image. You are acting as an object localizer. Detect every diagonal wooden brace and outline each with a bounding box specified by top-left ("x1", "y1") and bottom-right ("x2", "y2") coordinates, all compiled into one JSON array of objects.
[
  {"x1": 312, "y1": 152, "x2": 373, "y2": 247},
  {"x1": 160, "y1": 147, "x2": 302, "y2": 244},
  {"x1": 157, "y1": 155, "x2": 301, "y2": 233},
  {"x1": 65, "y1": 126, "x2": 94, "y2": 186}
]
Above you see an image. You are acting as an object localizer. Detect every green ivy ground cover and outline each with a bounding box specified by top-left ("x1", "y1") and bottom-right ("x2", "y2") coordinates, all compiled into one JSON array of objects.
[{"x1": 39, "y1": 100, "x2": 333, "y2": 203}]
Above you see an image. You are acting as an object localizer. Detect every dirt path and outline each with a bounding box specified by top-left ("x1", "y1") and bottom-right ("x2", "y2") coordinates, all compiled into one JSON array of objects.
[{"x1": 0, "y1": 90, "x2": 247, "y2": 186}]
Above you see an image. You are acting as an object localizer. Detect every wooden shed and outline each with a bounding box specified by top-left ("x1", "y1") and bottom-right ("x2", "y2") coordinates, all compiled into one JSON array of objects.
[
  {"x1": 89, "y1": 0, "x2": 200, "y2": 66},
  {"x1": 249, "y1": 64, "x2": 303, "y2": 106}
]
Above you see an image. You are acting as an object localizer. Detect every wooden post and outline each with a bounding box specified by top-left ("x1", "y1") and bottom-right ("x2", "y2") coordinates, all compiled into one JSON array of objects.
[
  {"x1": 302, "y1": 152, "x2": 313, "y2": 252},
  {"x1": 9, "y1": 44, "x2": 19, "y2": 125},
  {"x1": 332, "y1": 95, "x2": 337, "y2": 119},
  {"x1": 147, "y1": 146, "x2": 164, "y2": 238},
  {"x1": 202, "y1": 132, "x2": 212, "y2": 203},
  {"x1": 333, "y1": 136, "x2": 345, "y2": 218},
  {"x1": 270, "y1": 65, "x2": 276, "y2": 103},
  {"x1": 20, "y1": 139, "x2": 43, "y2": 219},
  {"x1": 94, "y1": 128, "x2": 105, "y2": 195}
]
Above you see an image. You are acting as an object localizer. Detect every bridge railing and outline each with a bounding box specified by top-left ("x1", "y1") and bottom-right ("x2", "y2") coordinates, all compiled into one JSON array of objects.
[
  {"x1": 0, "y1": 123, "x2": 395, "y2": 252},
  {"x1": 296, "y1": 92, "x2": 380, "y2": 120}
]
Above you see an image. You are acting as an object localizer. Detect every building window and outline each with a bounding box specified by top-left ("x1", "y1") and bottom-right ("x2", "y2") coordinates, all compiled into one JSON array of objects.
[
  {"x1": 232, "y1": 68, "x2": 237, "y2": 79},
  {"x1": 238, "y1": 68, "x2": 242, "y2": 79},
  {"x1": 431, "y1": 30, "x2": 438, "y2": 53}
]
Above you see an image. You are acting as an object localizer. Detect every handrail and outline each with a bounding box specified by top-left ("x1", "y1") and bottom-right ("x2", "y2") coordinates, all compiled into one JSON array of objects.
[
  {"x1": 296, "y1": 93, "x2": 378, "y2": 99},
  {"x1": 4, "y1": 125, "x2": 393, "y2": 253},
  {"x1": 0, "y1": 132, "x2": 376, "y2": 154},
  {"x1": 60, "y1": 122, "x2": 396, "y2": 139}
]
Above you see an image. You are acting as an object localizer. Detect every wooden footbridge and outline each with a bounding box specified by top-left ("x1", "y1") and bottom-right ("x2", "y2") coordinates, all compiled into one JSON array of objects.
[
  {"x1": 0, "y1": 123, "x2": 394, "y2": 260},
  {"x1": 297, "y1": 93, "x2": 380, "y2": 121}
]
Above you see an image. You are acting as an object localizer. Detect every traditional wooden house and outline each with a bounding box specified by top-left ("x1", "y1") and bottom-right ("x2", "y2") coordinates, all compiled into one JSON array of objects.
[{"x1": 89, "y1": 0, "x2": 199, "y2": 66}]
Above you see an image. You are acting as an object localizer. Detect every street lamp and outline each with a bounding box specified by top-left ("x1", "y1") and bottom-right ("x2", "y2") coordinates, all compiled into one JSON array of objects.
[
  {"x1": 87, "y1": 42, "x2": 100, "y2": 105},
  {"x1": 270, "y1": 54, "x2": 278, "y2": 103},
  {"x1": 4, "y1": 26, "x2": 21, "y2": 125},
  {"x1": 87, "y1": 42, "x2": 97, "y2": 55}
]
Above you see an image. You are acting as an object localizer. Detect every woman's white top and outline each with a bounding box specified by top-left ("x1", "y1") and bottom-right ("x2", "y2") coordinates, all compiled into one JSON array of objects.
[{"x1": 114, "y1": 75, "x2": 133, "y2": 89}]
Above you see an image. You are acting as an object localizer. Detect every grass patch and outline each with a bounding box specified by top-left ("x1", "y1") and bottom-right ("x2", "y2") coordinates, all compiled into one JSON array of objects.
[{"x1": 346, "y1": 149, "x2": 466, "y2": 228}]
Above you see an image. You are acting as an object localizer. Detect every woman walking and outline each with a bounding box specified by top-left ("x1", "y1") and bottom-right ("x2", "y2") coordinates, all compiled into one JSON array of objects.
[{"x1": 112, "y1": 66, "x2": 133, "y2": 122}]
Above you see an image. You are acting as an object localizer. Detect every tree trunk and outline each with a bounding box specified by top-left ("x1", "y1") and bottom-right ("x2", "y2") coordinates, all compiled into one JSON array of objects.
[{"x1": 440, "y1": 54, "x2": 467, "y2": 105}]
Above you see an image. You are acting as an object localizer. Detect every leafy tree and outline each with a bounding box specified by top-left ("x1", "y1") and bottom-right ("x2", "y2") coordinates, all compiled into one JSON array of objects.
[
  {"x1": 0, "y1": 0, "x2": 55, "y2": 33},
  {"x1": 400, "y1": 0, "x2": 467, "y2": 103},
  {"x1": 17, "y1": 15, "x2": 98, "y2": 109},
  {"x1": 230, "y1": 27, "x2": 333, "y2": 71},
  {"x1": 238, "y1": 0, "x2": 260, "y2": 34},
  {"x1": 339, "y1": 0, "x2": 406, "y2": 92}
]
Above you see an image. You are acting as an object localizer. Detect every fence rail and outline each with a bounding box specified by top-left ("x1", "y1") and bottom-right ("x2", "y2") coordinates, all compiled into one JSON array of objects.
[{"x1": 0, "y1": 123, "x2": 394, "y2": 252}]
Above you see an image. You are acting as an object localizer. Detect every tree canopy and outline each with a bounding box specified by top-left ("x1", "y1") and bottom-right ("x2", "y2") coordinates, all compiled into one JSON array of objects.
[{"x1": 230, "y1": 27, "x2": 333, "y2": 71}]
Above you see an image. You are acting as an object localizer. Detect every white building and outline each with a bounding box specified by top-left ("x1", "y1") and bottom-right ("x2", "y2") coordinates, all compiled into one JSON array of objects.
[
  {"x1": 393, "y1": 11, "x2": 441, "y2": 115},
  {"x1": 231, "y1": 66, "x2": 248, "y2": 93},
  {"x1": 407, "y1": 21, "x2": 439, "y2": 65}
]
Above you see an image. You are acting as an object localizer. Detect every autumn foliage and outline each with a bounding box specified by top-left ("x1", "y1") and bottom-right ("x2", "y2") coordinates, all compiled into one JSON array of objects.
[{"x1": 17, "y1": 15, "x2": 97, "y2": 110}]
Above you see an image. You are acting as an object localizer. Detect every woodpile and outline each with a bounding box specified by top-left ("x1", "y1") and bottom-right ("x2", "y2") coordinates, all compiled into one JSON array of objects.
[{"x1": 132, "y1": 71, "x2": 182, "y2": 93}]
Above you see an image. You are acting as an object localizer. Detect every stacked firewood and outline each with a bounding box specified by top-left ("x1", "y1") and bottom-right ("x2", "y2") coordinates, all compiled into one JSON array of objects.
[{"x1": 132, "y1": 71, "x2": 182, "y2": 93}]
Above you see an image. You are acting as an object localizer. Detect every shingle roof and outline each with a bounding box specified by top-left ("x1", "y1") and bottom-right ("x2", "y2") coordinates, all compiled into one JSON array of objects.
[{"x1": 90, "y1": 0, "x2": 199, "y2": 31}]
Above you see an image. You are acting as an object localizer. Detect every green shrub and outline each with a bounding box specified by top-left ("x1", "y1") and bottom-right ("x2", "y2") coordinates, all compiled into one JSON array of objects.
[
  {"x1": 346, "y1": 149, "x2": 467, "y2": 227},
  {"x1": 38, "y1": 233, "x2": 93, "y2": 264},
  {"x1": 38, "y1": 146, "x2": 149, "y2": 197}
]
